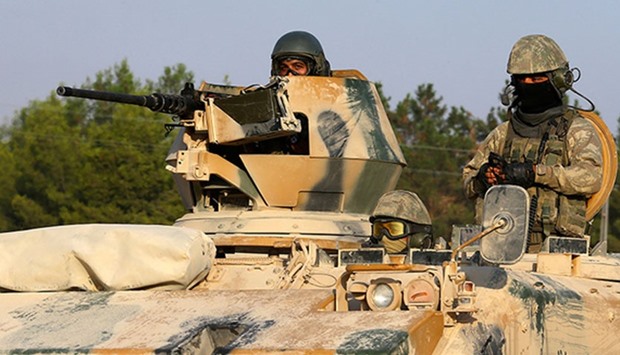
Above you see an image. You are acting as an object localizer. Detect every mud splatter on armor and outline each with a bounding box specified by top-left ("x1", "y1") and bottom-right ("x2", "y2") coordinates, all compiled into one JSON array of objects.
[
  {"x1": 4, "y1": 292, "x2": 138, "y2": 350},
  {"x1": 344, "y1": 78, "x2": 400, "y2": 163},
  {"x1": 162, "y1": 313, "x2": 275, "y2": 354},
  {"x1": 317, "y1": 110, "x2": 349, "y2": 158},
  {"x1": 509, "y1": 275, "x2": 586, "y2": 352},
  {"x1": 337, "y1": 329, "x2": 409, "y2": 354}
]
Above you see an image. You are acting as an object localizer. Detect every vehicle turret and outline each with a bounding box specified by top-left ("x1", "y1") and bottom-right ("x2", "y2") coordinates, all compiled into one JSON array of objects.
[{"x1": 59, "y1": 71, "x2": 406, "y2": 251}]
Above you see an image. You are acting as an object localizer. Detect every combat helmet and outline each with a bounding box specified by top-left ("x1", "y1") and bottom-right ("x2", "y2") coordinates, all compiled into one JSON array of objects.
[
  {"x1": 370, "y1": 190, "x2": 433, "y2": 252},
  {"x1": 507, "y1": 34, "x2": 573, "y2": 93},
  {"x1": 271, "y1": 31, "x2": 331, "y2": 76}
]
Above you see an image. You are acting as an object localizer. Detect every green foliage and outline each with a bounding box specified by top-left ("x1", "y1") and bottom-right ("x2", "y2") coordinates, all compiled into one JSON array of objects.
[
  {"x1": 387, "y1": 84, "x2": 489, "y2": 239},
  {"x1": 0, "y1": 60, "x2": 188, "y2": 231},
  {"x1": 146, "y1": 63, "x2": 195, "y2": 93},
  {"x1": 0, "y1": 147, "x2": 18, "y2": 229}
]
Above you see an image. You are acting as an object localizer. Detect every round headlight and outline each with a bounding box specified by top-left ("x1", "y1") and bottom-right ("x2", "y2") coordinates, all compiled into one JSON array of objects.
[
  {"x1": 366, "y1": 280, "x2": 401, "y2": 311},
  {"x1": 371, "y1": 283, "x2": 394, "y2": 308}
]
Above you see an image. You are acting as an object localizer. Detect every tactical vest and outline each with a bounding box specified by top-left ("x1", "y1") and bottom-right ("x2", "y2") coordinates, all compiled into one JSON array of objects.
[{"x1": 502, "y1": 109, "x2": 587, "y2": 238}]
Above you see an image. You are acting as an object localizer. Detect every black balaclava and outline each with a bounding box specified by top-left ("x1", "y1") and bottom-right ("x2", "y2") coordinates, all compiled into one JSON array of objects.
[
  {"x1": 513, "y1": 78, "x2": 563, "y2": 114},
  {"x1": 511, "y1": 75, "x2": 566, "y2": 138}
]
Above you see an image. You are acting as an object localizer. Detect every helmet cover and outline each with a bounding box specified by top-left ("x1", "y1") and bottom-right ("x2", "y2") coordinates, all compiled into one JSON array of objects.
[
  {"x1": 371, "y1": 190, "x2": 432, "y2": 226},
  {"x1": 507, "y1": 34, "x2": 568, "y2": 74}
]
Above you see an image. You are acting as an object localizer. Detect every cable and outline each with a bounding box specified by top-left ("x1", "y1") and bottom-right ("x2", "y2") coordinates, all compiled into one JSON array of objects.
[{"x1": 568, "y1": 87, "x2": 596, "y2": 112}]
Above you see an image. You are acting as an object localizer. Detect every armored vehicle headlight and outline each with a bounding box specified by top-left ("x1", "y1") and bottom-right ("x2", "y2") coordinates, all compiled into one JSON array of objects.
[
  {"x1": 371, "y1": 284, "x2": 393, "y2": 308},
  {"x1": 366, "y1": 280, "x2": 401, "y2": 311}
]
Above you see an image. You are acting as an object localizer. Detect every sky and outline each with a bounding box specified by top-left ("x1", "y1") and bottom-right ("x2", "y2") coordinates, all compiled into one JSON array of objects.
[{"x1": 1, "y1": 0, "x2": 619, "y2": 133}]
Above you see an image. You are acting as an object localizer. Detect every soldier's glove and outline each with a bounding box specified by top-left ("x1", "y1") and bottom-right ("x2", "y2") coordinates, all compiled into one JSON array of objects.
[
  {"x1": 487, "y1": 152, "x2": 507, "y2": 171},
  {"x1": 473, "y1": 152, "x2": 507, "y2": 194},
  {"x1": 504, "y1": 161, "x2": 535, "y2": 188},
  {"x1": 473, "y1": 163, "x2": 492, "y2": 194}
]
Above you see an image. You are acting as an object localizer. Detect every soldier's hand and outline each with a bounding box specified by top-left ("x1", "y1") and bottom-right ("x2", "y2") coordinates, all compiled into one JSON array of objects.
[
  {"x1": 472, "y1": 152, "x2": 509, "y2": 195},
  {"x1": 487, "y1": 152, "x2": 506, "y2": 169},
  {"x1": 504, "y1": 161, "x2": 535, "y2": 188},
  {"x1": 486, "y1": 152, "x2": 508, "y2": 184},
  {"x1": 474, "y1": 163, "x2": 504, "y2": 194},
  {"x1": 485, "y1": 165, "x2": 506, "y2": 185}
]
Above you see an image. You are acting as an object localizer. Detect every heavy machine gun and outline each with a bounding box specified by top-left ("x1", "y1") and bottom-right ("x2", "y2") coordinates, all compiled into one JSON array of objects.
[
  {"x1": 56, "y1": 79, "x2": 300, "y2": 142},
  {"x1": 56, "y1": 82, "x2": 203, "y2": 119}
]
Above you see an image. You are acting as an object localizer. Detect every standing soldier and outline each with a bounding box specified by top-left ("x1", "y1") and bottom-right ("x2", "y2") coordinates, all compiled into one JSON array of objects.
[{"x1": 462, "y1": 34, "x2": 603, "y2": 252}]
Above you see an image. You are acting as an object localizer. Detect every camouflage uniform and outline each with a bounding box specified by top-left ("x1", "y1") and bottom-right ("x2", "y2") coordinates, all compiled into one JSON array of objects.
[{"x1": 463, "y1": 35, "x2": 603, "y2": 251}]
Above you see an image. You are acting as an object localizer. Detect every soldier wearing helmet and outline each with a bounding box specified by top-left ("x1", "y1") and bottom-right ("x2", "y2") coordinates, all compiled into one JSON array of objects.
[
  {"x1": 368, "y1": 190, "x2": 434, "y2": 254},
  {"x1": 253, "y1": 31, "x2": 331, "y2": 155},
  {"x1": 463, "y1": 34, "x2": 603, "y2": 252},
  {"x1": 271, "y1": 31, "x2": 331, "y2": 77}
]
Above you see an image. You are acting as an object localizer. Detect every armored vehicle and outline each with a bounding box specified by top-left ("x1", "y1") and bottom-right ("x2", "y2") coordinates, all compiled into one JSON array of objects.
[{"x1": 0, "y1": 71, "x2": 618, "y2": 354}]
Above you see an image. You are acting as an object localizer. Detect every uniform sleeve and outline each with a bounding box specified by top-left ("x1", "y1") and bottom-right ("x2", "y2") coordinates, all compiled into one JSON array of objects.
[
  {"x1": 534, "y1": 117, "x2": 603, "y2": 196},
  {"x1": 462, "y1": 123, "x2": 509, "y2": 199}
]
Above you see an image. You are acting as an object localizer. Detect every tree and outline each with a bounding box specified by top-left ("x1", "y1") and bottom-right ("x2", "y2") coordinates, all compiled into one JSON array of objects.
[
  {"x1": 0, "y1": 60, "x2": 190, "y2": 231},
  {"x1": 7, "y1": 98, "x2": 84, "y2": 228},
  {"x1": 146, "y1": 63, "x2": 195, "y2": 93},
  {"x1": 387, "y1": 84, "x2": 488, "y2": 239},
  {"x1": 0, "y1": 129, "x2": 17, "y2": 230}
]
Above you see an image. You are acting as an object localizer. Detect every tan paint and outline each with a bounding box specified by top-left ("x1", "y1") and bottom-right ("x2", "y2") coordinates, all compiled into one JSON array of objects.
[
  {"x1": 408, "y1": 311, "x2": 444, "y2": 355},
  {"x1": 579, "y1": 110, "x2": 618, "y2": 220},
  {"x1": 212, "y1": 235, "x2": 361, "y2": 250},
  {"x1": 331, "y1": 69, "x2": 369, "y2": 80}
]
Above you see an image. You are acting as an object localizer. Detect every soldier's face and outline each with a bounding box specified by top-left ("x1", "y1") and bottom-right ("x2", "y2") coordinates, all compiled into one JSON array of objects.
[
  {"x1": 516, "y1": 75, "x2": 549, "y2": 84},
  {"x1": 277, "y1": 59, "x2": 309, "y2": 76},
  {"x1": 513, "y1": 73, "x2": 561, "y2": 113}
]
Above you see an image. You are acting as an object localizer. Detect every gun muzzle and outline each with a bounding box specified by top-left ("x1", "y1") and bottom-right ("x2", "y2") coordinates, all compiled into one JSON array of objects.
[{"x1": 56, "y1": 86, "x2": 73, "y2": 97}]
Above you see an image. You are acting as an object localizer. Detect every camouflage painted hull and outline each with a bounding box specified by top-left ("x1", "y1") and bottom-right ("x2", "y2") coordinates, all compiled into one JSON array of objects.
[
  {"x1": 435, "y1": 258, "x2": 620, "y2": 354},
  {"x1": 1, "y1": 255, "x2": 618, "y2": 354},
  {"x1": 0, "y1": 289, "x2": 438, "y2": 354}
]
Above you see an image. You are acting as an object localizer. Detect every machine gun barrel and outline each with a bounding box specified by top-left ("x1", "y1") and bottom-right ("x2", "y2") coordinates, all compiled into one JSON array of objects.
[{"x1": 56, "y1": 85, "x2": 202, "y2": 117}]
